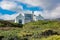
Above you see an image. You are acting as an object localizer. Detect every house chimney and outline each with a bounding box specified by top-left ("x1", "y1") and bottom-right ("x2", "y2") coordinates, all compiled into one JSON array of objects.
[{"x1": 32, "y1": 11, "x2": 34, "y2": 21}]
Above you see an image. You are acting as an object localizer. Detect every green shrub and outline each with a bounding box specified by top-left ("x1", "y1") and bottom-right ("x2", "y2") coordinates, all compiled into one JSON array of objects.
[
  {"x1": 0, "y1": 20, "x2": 60, "y2": 40},
  {"x1": 0, "y1": 20, "x2": 23, "y2": 27},
  {"x1": 41, "y1": 35, "x2": 60, "y2": 40},
  {"x1": 12, "y1": 23, "x2": 23, "y2": 27},
  {"x1": 0, "y1": 23, "x2": 5, "y2": 27}
]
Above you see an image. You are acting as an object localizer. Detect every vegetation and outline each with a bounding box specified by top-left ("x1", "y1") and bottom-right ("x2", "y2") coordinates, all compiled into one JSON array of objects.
[
  {"x1": 0, "y1": 20, "x2": 23, "y2": 27},
  {"x1": 0, "y1": 20, "x2": 60, "y2": 40}
]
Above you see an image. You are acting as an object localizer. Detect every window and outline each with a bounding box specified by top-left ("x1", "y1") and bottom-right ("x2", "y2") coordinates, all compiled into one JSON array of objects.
[{"x1": 25, "y1": 14, "x2": 33, "y2": 20}]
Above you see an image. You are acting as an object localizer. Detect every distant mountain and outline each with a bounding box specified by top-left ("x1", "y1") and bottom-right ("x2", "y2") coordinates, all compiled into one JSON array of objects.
[
  {"x1": 55, "y1": 18, "x2": 60, "y2": 20},
  {"x1": 44, "y1": 18, "x2": 60, "y2": 21}
]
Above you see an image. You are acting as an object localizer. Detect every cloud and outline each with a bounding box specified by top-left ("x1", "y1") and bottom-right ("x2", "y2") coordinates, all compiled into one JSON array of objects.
[
  {"x1": 41, "y1": 5, "x2": 60, "y2": 19},
  {"x1": 34, "y1": 5, "x2": 60, "y2": 19},
  {"x1": 0, "y1": 10, "x2": 33, "y2": 20},
  {"x1": 11, "y1": 0, "x2": 41, "y2": 6},
  {"x1": 0, "y1": 13, "x2": 19, "y2": 20},
  {"x1": 51, "y1": 5, "x2": 60, "y2": 19},
  {"x1": 13, "y1": 0, "x2": 60, "y2": 10},
  {"x1": 9, "y1": 0, "x2": 60, "y2": 19},
  {"x1": 0, "y1": 0, "x2": 60, "y2": 20},
  {"x1": 0, "y1": 1, "x2": 17, "y2": 10},
  {"x1": 0, "y1": 0, "x2": 23, "y2": 11},
  {"x1": 2, "y1": 0, "x2": 60, "y2": 11},
  {"x1": 0, "y1": 0, "x2": 24, "y2": 20}
]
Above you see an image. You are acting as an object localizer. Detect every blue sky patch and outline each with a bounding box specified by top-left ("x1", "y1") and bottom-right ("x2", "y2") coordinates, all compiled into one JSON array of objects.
[
  {"x1": 0, "y1": 0, "x2": 2, "y2": 2},
  {"x1": 0, "y1": 8, "x2": 16, "y2": 15}
]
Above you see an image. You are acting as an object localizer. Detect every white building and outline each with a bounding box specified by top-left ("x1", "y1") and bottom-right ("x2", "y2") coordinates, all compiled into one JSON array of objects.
[{"x1": 15, "y1": 11, "x2": 44, "y2": 24}]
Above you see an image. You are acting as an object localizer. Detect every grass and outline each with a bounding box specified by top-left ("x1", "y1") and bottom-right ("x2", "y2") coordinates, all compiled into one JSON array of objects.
[{"x1": 0, "y1": 20, "x2": 60, "y2": 40}]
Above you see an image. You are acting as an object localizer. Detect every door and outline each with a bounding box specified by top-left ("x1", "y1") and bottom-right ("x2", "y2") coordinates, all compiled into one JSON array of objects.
[{"x1": 19, "y1": 20, "x2": 22, "y2": 24}]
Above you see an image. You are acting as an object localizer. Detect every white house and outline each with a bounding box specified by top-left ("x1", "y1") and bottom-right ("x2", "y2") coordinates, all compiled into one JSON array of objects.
[{"x1": 14, "y1": 11, "x2": 44, "y2": 24}]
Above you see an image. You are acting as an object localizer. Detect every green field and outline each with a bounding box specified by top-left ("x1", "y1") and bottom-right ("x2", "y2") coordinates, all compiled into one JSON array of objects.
[{"x1": 0, "y1": 20, "x2": 60, "y2": 40}]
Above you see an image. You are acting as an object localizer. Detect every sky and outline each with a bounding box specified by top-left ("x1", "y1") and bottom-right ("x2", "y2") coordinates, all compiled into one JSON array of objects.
[{"x1": 0, "y1": 0, "x2": 60, "y2": 20}]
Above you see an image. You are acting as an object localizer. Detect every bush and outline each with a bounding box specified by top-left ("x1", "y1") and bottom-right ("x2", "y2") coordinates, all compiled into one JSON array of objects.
[
  {"x1": 0, "y1": 20, "x2": 60, "y2": 40},
  {"x1": 40, "y1": 30, "x2": 59, "y2": 37},
  {"x1": 0, "y1": 20, "x2": 23, "y2": 27},
  {"x1": 12, "y1": 23, "x2": 23, "y2": 27},
  {"x1": 41, "y1": 35, "x2": 60, "y2": 40},
  {"x1": 0, "y1": 23, "x2": 5, "y2": 27}
]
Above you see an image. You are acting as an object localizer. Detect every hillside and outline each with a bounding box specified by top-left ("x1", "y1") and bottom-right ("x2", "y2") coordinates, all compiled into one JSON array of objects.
[
  {"x1": 0, "y1": 20, "x2": 60, "y2": 40},
  {"x1": 0, "y1": 20, "x2": 23, "y2": 27}
]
